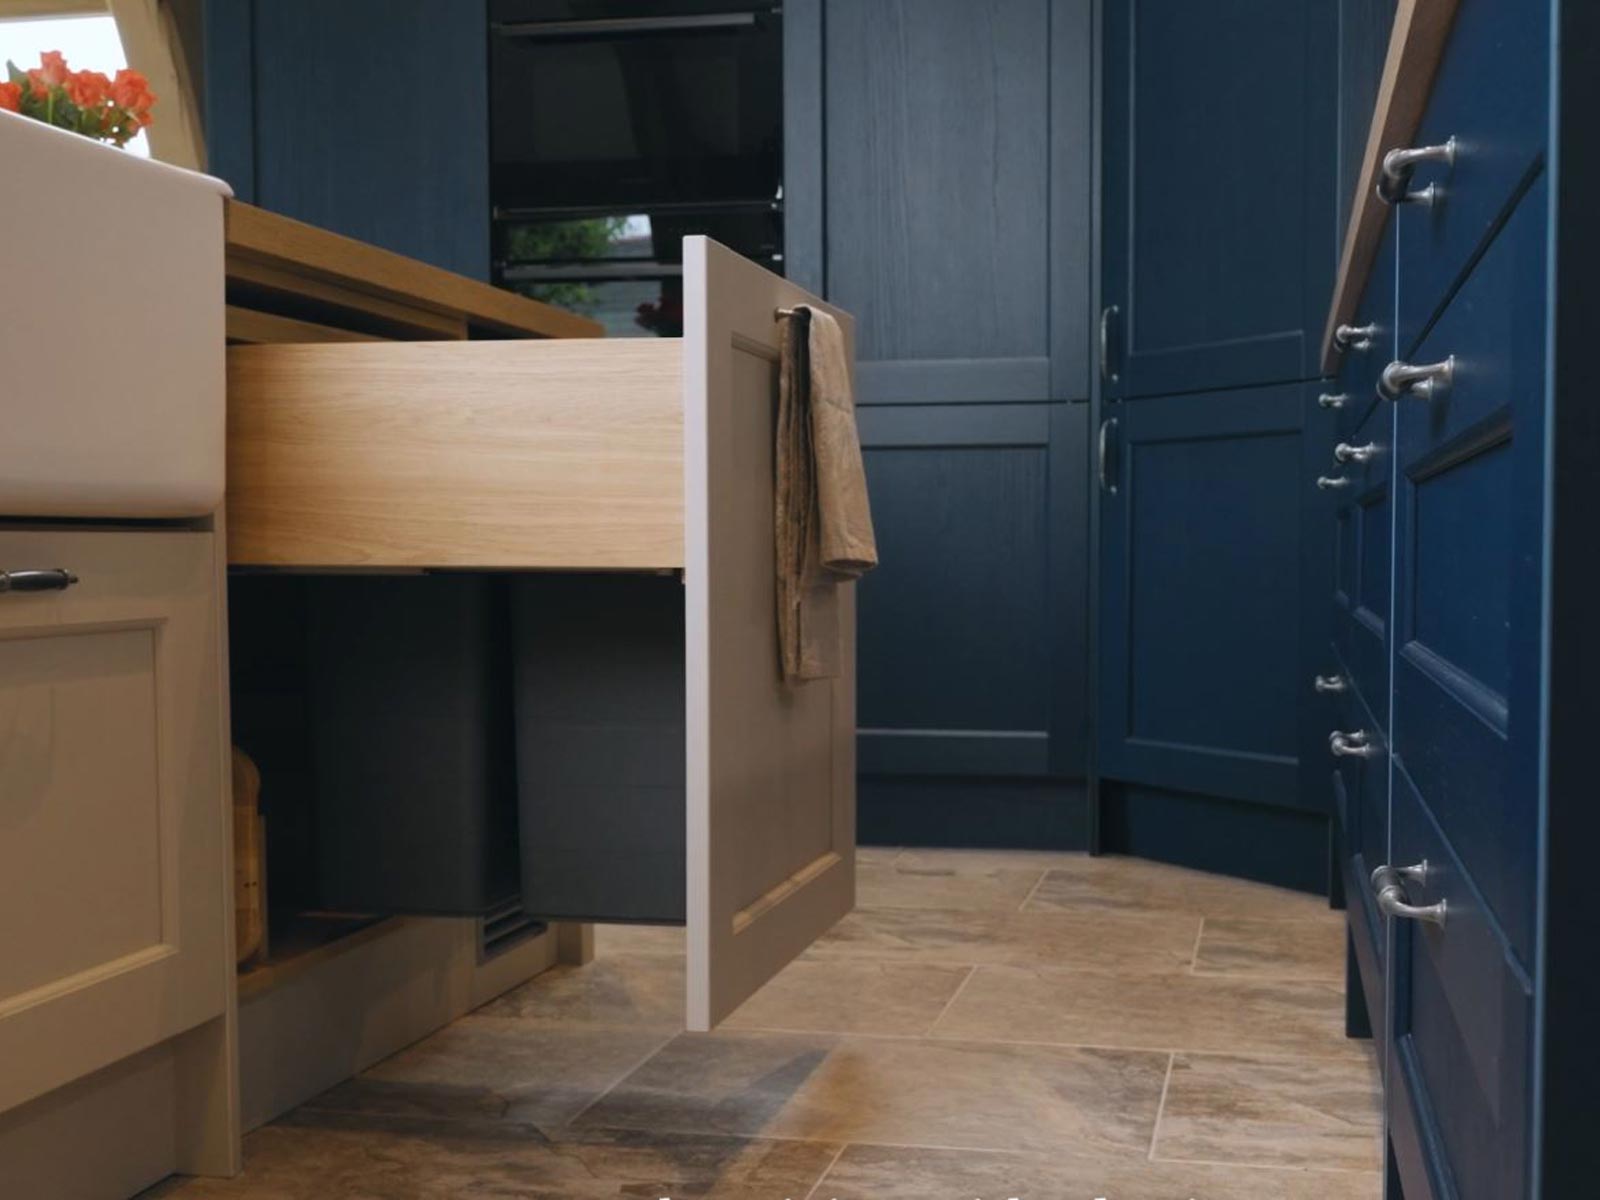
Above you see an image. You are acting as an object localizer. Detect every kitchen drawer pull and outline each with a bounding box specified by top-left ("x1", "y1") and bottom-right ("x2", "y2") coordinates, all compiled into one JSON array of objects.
[
  {"x1": 1316, "y1": 474, "x2": 1350, "y2": 490},
  {"x1": 1334, "y1": 323, "x2": 1380, "y2": 352},
  {"x1": 1378, "y1": 137, "x2": 1458, "y2": 206},
  {"x1": 1329, "y1": 729, "x2": 1374, "y2": 758},
  {"x1": 1379, "y1": 355, "x2": 1455, "y2": 402},
  {"x1": 1317, "y1": 392, "x2": 1348, "y2": 409},
  {"x1": 0, "y1": 568, "x2": 78, "y2": 594},
  {"x1": 1334, "y1": 442, "x2": 1379, "y2": 464},
  {"x1": 1372, "y1": 862, "x2": 1448, "y2": 926},
  {"x1": 1314, "y1": 674, "x2": 1349, "y2": 694}
]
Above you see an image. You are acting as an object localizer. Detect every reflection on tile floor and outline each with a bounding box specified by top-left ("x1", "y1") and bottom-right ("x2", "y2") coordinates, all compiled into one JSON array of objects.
[{"x1": 145, "y1": 851, "x2": 1381, "y2": 1199}]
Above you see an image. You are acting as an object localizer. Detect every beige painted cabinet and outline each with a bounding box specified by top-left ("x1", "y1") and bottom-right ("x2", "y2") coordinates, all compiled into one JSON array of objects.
[{"x1": 0, "y1": 529, "x2": 230, "y2": 1115}]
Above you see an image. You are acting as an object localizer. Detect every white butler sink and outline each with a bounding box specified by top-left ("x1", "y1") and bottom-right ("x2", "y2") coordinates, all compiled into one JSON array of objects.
[{"x1": 0, "y1": 110, "x2": 230, "y2": 518}]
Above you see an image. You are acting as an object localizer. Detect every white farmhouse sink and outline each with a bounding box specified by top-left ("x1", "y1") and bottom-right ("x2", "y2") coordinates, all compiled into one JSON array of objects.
[{"x1": 0, "y1": 110, "x2": 229, "y2": 517}]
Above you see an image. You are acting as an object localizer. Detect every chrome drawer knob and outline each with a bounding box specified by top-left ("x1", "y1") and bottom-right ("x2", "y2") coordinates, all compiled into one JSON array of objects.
[
  {"x1": 0, "y1": 568, "x2": 78, "y2": 594},
  {"x1": 1378, "y1": 137, "x2": 1458, "y2": 206},
  {"x1": 1313, "y1": 674, "x2": 1349, "y2": 694},
  {"x1": 1316, "y1": 474, "x2": 1351, "y2": 490},
  {"x1": 1334, "y1": 441, "x2": 1378, "y2": 464},
  {"x1": 1317, "y1": 392, "x2": 1348, "y2": 409},
  {"x1": 1329, "y1": 729, "x2": 1374, "y2": 758},
  {"x1": 1334, "y1": 323, "x2": 1380, "y2": 352},
  {"x1": 1371, "y1": 861, "x2": 1447, "y2": 926},
  {"x1": 1379, "y1": 355, "x2": 1455, "y2": 402}
]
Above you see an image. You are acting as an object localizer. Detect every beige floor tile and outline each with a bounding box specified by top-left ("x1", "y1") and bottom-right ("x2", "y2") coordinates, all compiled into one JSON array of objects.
[
  {"x1": 142, "y1": 1113, "x2": 840, "y2": 1199},
  {"x1": 1154, "y1": 1052, "x2": 1383, "y2": 1172},
  {"x1": 854, "y1": 845, "x2": 903, "y2": 865},
  {"x1": 818, "y1": 1142, "x2": 1381, "y2": 1200},
  {"x1": 592, "y1": 922, "x2": 685, "y2": 958},
  {"x1": 1194, "y1": 916, "x2": 1346, "y2": 982},
  {"x1": 1026, "y1": 855, "x2": 1332, "y2": 920},
  {"x1": 933, "y1": 965, "x2": 1360, "y2": 1058},
  {"x1": 301, "y1": 1017, "x2": 672, "y2": 1131},
  {"x1": 474, "y1": 954, "x2": 684, "y2": 1029},
  {"x1": 893, "y1": 847, "x2": 1086, "y2": 873},
  {"x1": 855, "y1": 859, "x2": 1047, "y2": 911},
  {"x1": 723, "y1": 959, "x2": 972, "y2": 1035},
  {"x1": 576, "y1": 1031, "x2": 1169, "y2": 1157},
  {"x1": 809, "y1": 904, "x2": 1201, "y2": 973}
]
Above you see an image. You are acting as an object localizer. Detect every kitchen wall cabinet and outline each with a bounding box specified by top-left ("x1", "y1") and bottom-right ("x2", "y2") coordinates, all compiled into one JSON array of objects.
[
  {"x1": 205, "y1": 0, "x2": 490, "y2": 279},
  {"x1": 787, "y1": 0, "x2": 1094, "y2": 846}
]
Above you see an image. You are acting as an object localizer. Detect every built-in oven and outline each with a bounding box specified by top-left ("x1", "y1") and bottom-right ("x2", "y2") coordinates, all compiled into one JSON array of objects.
[{"x1": 489, "y1": 0, "x2": 784, "y2": 336}]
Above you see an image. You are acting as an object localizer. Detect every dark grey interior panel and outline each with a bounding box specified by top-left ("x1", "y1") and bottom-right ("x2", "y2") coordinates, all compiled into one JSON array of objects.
[
  {"x1": 305, "y1": 575, "x2": 520, "y2": 915},
  {"x1": 511, "y1": 574, "x2": 686, "y2": 924}
]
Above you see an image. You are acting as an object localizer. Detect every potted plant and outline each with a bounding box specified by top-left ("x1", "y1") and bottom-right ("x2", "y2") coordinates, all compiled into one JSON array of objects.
[{"x1": 0, "y1": 50, "x2": 154, "y2": 147}]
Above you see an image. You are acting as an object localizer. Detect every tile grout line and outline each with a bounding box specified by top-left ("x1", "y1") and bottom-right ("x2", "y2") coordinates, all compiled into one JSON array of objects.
[
  {"x1": 800, "y1": 1141, "x2": 850, "y2": 1200},
  {"x1": 1187, "y1": 916, "x2": 1206, "y2": 974},
  {"x1": 923, "y1": 964, "x2": 980, "y2": 1036},
  {"x1": 559, "y1": 1028, "x2": 681, "y2": 1130},
  {"x1": 1015, "y1": 868, "x2": 1052, "y2": 912},
  {"x1": 1147, "y1": 1051, "x2": 1175, "y2": 1161}
]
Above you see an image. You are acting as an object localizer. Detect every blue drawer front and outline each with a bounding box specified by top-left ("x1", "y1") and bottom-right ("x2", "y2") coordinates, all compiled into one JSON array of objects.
[
  {"x1": 1330, "y1": 398, "x2": 1392, "y2": 726},
  {"x1": 1386, "y1": 765, "x2": 1533, "y2": 1200},
  {"x1": 1391, "y1": 174, "x2": 1546, "y2": 964},
  {"x1": 1394, "y1": 0, "x2": 1548, "y2": 351}
]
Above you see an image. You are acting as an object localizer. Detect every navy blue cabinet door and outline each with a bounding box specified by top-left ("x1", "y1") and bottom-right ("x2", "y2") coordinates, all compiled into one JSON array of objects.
[
  {"x1": 1101, "y1": 0, "x2": 1337, "y2": 397},
  {"x1": 205, "y1": 0, "x2": 491, "y2": 280},
  {"x1": 856, "y1": 404, "x2": 1088, "y2": 779},
  {"x1": 803, "y1": 0, "x2": 1092, "y2": 405},
  {"x1": 1097, "y1": 383, "x2": 1323, "y2": 809}
]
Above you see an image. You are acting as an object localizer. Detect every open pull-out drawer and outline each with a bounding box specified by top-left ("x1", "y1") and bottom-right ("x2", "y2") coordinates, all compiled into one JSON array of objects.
[{"x1": 226, "y1": 239, "x2": 857, "y2": 1030}]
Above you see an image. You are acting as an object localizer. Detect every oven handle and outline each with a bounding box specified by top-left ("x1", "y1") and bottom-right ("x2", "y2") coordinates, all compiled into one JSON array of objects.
[{"x1": 493, "y1": 13, "x2": 761, "y2": 39}]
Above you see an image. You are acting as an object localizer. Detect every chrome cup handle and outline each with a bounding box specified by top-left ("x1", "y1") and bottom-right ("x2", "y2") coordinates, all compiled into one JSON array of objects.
[
  {"x1": 1379, "y1": 356, "x2": 1455, "y2": 402},
  {"x1": 1313, "y1": 674, "x2": 1349, "y2": 694},
  {"x1": 1334, "y1": 323, "x2": 1380, "y2": 352},
  {"x1": 1316, "y1": 474, "x2": 1351, "y2": 490},
  {"x1": 1371, "y1": 862, "x2": 1447, "y2": 926},
  {"x1": 1377, "y1": 137, "x2": 1458, "y2": 206},
  {"x1": 1329, "y1": 729, "x2": 1375, "y2": 758},
  {"x1": 1334, "y1": 442, "x2": 1378, "y2": 464},
  {"x1": 1317, "y1": 392, "x2": 1348, "y2": 410}
]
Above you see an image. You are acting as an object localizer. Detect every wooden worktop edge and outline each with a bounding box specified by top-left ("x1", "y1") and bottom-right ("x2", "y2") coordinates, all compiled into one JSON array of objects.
[
  {"x1": 1320, "y1": 0, "x2": 1461, "y2": 372},
  {"x1": 224, "y1": 200, "x2": 604, "y2": 341}
]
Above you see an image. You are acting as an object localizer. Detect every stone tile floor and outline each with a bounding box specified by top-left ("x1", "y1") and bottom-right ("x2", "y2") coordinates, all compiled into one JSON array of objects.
[{"x1": 146, "y1": 850, "x2": 1381, "y2": 1199}]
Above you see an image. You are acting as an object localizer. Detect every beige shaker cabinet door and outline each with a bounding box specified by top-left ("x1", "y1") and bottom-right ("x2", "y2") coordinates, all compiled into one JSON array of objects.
[
  {"x1": 682, "y1": 237, "x2": 858, "y2": 1031},
  {"x1": 0, "y1": 529, "x2": 229, "y2": 1114}
]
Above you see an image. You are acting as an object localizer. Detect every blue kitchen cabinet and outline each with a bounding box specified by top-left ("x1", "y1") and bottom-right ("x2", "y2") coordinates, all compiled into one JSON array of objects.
[
  {"x1": 1100, "y1": 0, "x2": 1338, "y2": 397},
  {"x1": 204, "y1": 0, "x2": 491, "y2": 279}
]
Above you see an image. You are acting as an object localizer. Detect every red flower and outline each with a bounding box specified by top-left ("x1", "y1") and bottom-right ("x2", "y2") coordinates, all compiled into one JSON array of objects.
[
  {"x1": 0, "y1": 81, "x2": 20, "y2": 113},
  {"x1": 35, "y1": 50, "x2": 70, "y2": 87},
  {"x1": 67, "y1": 69, "x2": 111, "y2": 109},
  {"x1": 25, "y1": 70, "x2": 50, "y2": 100},
  {"x1": 111, "y1": 68, "x2": 155, "y2": 118}
]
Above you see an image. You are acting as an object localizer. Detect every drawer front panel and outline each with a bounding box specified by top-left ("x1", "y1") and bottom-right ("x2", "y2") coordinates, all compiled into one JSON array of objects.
[
  {"x1": 1394, "y1": 0, "x2": 1547, "y2": 350},
  {"x1": 1386, "y1": 767, "x2": 1532, "y2": 1200},
  {"x1": 1391, "y1": 175, "x2": 1545, "y2": 963},
  {"x1": 1331, "y1": 399, "x2": 1392, "y2": 726},
  {"x1": 0, "y1": 529, "x2": 227, "y2": 1114}
]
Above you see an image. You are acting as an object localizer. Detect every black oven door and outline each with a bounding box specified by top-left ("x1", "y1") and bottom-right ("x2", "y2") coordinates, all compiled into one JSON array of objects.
[{"x1": 490, "y1": 0, "x2": 783, "y2": 213}]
